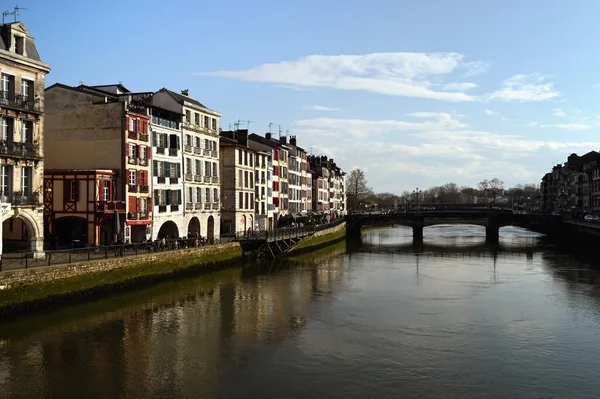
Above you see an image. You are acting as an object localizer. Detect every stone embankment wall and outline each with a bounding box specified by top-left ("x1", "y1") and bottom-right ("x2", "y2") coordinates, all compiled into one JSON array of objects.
[
  {"x1": 285, "y1": 222, "x2": 346, "y2": 256},
  {"x1": 0, "y1": 243, "x2": 240, "y2": 289}
]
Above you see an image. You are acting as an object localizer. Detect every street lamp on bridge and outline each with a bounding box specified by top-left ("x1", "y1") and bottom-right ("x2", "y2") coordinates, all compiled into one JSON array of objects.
[{"x1": 413, "y1": 188, "x2": 422, "y2": 213}]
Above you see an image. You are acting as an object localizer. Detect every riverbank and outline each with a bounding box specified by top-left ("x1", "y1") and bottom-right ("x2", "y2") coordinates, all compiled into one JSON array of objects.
[
  {"x1": 0, "y1": 243, "x2": 243, "y2": 320},
  {"x1": 284, "y1": 222, "x2": 346, "y2": 256}
]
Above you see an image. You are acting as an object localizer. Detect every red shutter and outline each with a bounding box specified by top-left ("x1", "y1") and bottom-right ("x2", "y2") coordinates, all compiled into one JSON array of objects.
[
  {"x1": 126, "y1": 116, "x2": 130, "y2": 131},
  {"x1": 126, "y1": 143, "x2": 130, "y2": 157},
  {"x1": 146, "y1": 145, "x2": 150, "y2": 161},
  {"x1": 144, "y1": 170, "x2": 148, "y2": 186},
  {"x1": 136, "y1": 170, "x2": 141, "y2": 186},
  {"x1": 137, "y1": 197, "x2": 141, "y2": 213},
  {"x1": 137, "y1": 145, "x2": 141, "y2": 159},
  {"x1": 128, "y1": 195, "x2": 136, "y2": 212}
]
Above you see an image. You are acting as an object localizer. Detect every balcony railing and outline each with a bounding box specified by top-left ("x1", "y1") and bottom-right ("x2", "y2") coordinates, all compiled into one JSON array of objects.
[
  {"x1": 139, "y1": 185, "x2": 149, "y2": 193},
  {"x1": 170, "y1": 177, "x2": 179, "y2": 184},
  {"x1": 158, "y1": 205, "x2": 167, "y2": 213},
  {"x1": 0, "y1": 92, "x2": 40, "y2": 113},
  {"x1": 138, "y1": 212, "x2": 149, "y2": 220},
  {"x1": 185, "y1": 173, "x2": 193, "y2": 181},
  {"x1": 139, "y1": 158, "x2": 148, "y2": 166},
  {"x1": 157, "y1": 177, "x2": 166, "y2": 184},
  {"x1": 168, "y1": 148, "x2": 178, "y2": 157},
  {"x1": 0, "y1": 141, "x2": 41, "y2": 159},
  {"x1": 184, "y1": 145, "x2": 192, "y2": 153},
  {"x1": 127, "y1": 212, "x2": 138, "y2": 220},
  {"x1": 127, "y1": 131, "x2": 138, "y2": 140},
  {"x1": 204, "y1": 203, "x2": 211, "y2": 210},
  {"x1": 194, "y1": 203, "x2": 202, "y2": 210},
  {"x1": 193, "y1": 147, "x2": 202, "y2": 155},
  {"x1": 128, "y1": 184, "x2": 137, "y2": 192},
  {"x1": 203, "y1": 149, "x2": 210, "y2": 156},
  {"x1": 212, "y1": 203, "x2": 219, "y2": 210},
  {"x1": 139, "y1": 133, "x2": 148, "y2": 142},
  {"x1": 11, "y1": 191, "x2": 39, "y2": 206},
  {"x1": 194, "y1": 175, "x2": 202, "y2": 182},
  {"x1": 203, "y1": 176, "x2": 210, "y2": 183},
  {"x1": 127, "y1": 157, "x2": 138, "y2": 165},
  {"x1": 95, "y1": 201, "x2": 126, "y2": 212},
  {"x1": 211, "y1": 176, "x2": 218, "y2": 184},
  {"x1": 186, "y1": 203, "x2": 193, "y2": 210},
  {"x1": 212, "y1": 151, "x2": 218, "y2": 158},
  {"x1": 156, "y1": 147, "x2": 165, "y2": 155},
  {"x1": 170, "y1": 204, "x2": 179, "y2": 212}
]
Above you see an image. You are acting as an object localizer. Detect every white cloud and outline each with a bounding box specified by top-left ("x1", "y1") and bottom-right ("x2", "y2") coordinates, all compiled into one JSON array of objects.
[
  {"x1": 541, "y1": 123, "x2": 590, "y2": 130},
  {"x1": 553, "y1": 108, "x2": 566, "y2": 117},
  {"x1": 524, "y1": 122, "x2": 539, "y2": 127},
  {"x1": 303, "y1": 105, "x2": 340, "y2": 112},
  {"x1": 204, "y1": 52, "x2": 486, "y2": 102},
  {"x1": 484, "y1": 109, "x2": 497, "y2": 116},
  {"x1": 486, "y1": 74, "x2": 559, "y2": 102},
  {"x1": 592, "y1": 84, "x2": 600, "y2": 89}
]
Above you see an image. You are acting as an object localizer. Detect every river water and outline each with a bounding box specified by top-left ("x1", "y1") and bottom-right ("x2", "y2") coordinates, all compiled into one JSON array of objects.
[{"x1": 1, "y1": 225, "x2": 600, "y2": 398}]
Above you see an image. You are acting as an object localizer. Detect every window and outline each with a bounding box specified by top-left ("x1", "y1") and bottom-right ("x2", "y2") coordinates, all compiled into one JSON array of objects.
[
  {"x1": 185, "y1": 110, "x2": 191, "y2": 122},
  {"x1": 204, "y1": 161, "x2": 210, "y2": 176},
  {"x1": 205, "y1": 188, "x2": 210, "y2": 203},
  {"x1": 239, "y1": 194, "x2": 243, "y2": 209},
  {"x1": 140, "y1": 198, "x2": 148, "y2": 214},
  {"x1": 69, "y1": 180, "x2": 77, "y2": 201},
  {"x1": 21, "y1": 167, "x2": 32, "y2": 195},
  {"x1": 204, "y1": 116, "x2": 209, "y2": 127},
  {"x1": 213, "y1": 188, "x2": 218, "y2": 203},
  {"x1": 1, "y1": 117, "x2": 13, "y2": 141},
  {"x1": 129, "y1": 118, "x2": 137, "y2": 132},
  {"x1": 212, "y1": 118, "x2": 217, "y2": 130},
  {"x1": 245, "y1": 192, "x2": 249, "y2": 209},
  {"x1": 186, "y1": 158, "x2": 192, "y2": 174},
  {"x1": 21, "y1": 79, "x2": 32, "y2": 100},
  {"x1": 128, "y1": 143, "x2": 136, "y2": 158},
  {"x1": 21, "y1": 120, "x2": 33, "y2": 143},
  {"x1": 139, "y1": 146, "x2": 147, "y2": 160},
  {"x1": 186, "y1": 134, "x2": 192, "y2": 146},
  {"x1": 14, "y1": 36, "x2": 23, "y2": 55},
  {"x1": 212, "y1": 163, "x2": 217, "y2": 178},
  {"x1": 0, "y1": 74, "x2": 12, "y2": 96},
  {"x1": 196, "y1": 187, "x2": 202, "y2": 203},
  {"x1": 195, "y1": 159, "x2": 201, "y2": 175},
  {"x1": 103, "y1": 181, "x2": 110, "y2": 201},
  {"x1": 194, "y1": 112, "x2": 200, "y2": 125},
  {"x1": 129, "y1": 170, "x2": 136, "y2": 185},
  {"x1": 0, "y1": 165, "x2": 12, "y2": 200}
]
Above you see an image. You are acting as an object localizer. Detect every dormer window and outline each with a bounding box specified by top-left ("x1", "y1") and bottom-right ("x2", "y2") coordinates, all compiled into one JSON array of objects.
[{"x1": 14, "y1": 36, "x2": 23, "y2": 55}]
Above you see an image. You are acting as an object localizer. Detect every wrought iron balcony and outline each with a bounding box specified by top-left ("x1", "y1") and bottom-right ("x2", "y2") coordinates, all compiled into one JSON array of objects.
[
  {"x1": 128, "y1": 184, "x2": 138, "y2": 192},
  {"x1": 212, "y1": 203, "x2": 219, "y2": 210},
  {"x1": 139, "y1": 185, "x2": 149, "y2": 193},
  {"x1": 193, "y1": 147, "x2": 202, "y2": 155},
  {"x1": 170, "y1": 204, "x2": 179, "y2": 212},
  {"x1": 127, "y1": 131, "x2": 138, "y2": 140},
  {"x1": 194, "y1": 175, "x2": 202, "y2": 182},
  {"x1": 127, "y1": 157, "x2": 138, "y2": 165},
  {"x1": 185, "y1": 173, "x2": 193, "y2": 181},
  {"x1": 139, "y1": 133, "x2": 149, "y2": 142},
  {"x1": 204, "y1": 203, "x2": 211, "y2": 210},
  {"x1": 184, "y1": 145, "x2": 192, "y2": 153},
  {"x1": 185, "y1": 203, "x2": 193, "y2": 210},
  {"x1": 168, "y1": 148, "x2": 178, "y2": 157},
  {"x1": 139, "y1": 158, "x2": 148, "y2": 166},
  {"x1": 127, "y1": 212, "x2": 138, "y2": 220},
  {"x1": 158, "y1": 204, "x2": 167, "y2": 213},
  {"x1": 203, "y1": 149, "x2": 210, "y2": 156},
  {"x1": 157, "y1": 177, "x2": 166, "y2": 184},
  {"x1": 95, "y1": 201, "x2": 126, "y2": 212},
  {"x1": 0, "y1": 141, "x2": 41, "y2": 159},
  {"x1": 170, "y1": 177, "x2": 179, "y2": 184},
  {"x1": 12, "y1": 191, "x2": 39, "y2": 206},
  {"x1": 138, "y1": 212, "x2": 149, "y2": 220},
  {"x1": 194, "y1": 203, "x2": 202, "y2": 210},
  {"x1": 211, "y1": 176, "x2": 218, "y2": 184},
  {"x1": 0, "y1": 92, "x2": 41, "y2": 113},
  {"x1": 156, "y1": 147, "x2": 165, "y2": 155},
  {"x1": 203, "y1": 176, "x2": 210, "y2": 183}
]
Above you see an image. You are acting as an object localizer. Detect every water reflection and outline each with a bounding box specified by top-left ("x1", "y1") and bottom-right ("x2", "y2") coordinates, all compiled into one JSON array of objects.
[{"x1": 4, "y1": 226, "x2": 600, "y2": 398}]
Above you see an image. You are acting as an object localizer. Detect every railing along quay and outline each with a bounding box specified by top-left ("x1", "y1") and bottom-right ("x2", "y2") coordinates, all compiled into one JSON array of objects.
[{"x1": 0, "y1": 235, "x2": 237, "y2": 272}]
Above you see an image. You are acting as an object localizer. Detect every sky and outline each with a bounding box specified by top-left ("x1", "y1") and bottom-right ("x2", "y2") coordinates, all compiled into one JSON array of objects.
[{"x1": 17, "y1": 0, "x2": 600, "y2": 193}]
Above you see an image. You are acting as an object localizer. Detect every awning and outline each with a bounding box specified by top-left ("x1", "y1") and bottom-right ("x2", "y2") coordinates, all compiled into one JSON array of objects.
[{"x1": 126, "y1": 220, "x2": 152, "y2": 226}]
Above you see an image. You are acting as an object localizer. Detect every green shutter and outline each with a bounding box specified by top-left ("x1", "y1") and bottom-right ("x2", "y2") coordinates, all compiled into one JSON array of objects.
[
  {"x1": 152, "y1": 131, "x2": 157, "y2": 147},
  {"x1": 176, "y1": 163, "x2": 181, "y2": 178},
  {"x1": 176, "y1": 135, "x2": 180, "y2": 150},
  {"x1": 165, "y1": 162, "x2": 171, "y2": 178},
  {"x1": 153, "y1": 160, "x2": 158, "y2": 176}
]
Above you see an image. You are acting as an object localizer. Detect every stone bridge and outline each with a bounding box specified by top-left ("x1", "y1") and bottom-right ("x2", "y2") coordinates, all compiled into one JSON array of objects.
[{"x1": 346, "y1": 209, "x2": 534, "y2": 240}]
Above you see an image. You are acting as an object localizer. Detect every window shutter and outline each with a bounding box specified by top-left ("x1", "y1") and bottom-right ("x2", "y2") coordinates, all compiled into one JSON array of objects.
[
  {"x1": 126, "y1": 116, "x2": 130, "y2": 131},
  {"x1": 74, "y1": 180, "x2": 79, "y2": 201},
  {"x1": 176, "y1": 163, "x2": 181, "y2": 178},
  {"x1": 152, "y1": 131, "x2": 157, "y2": 147},
  {"x1": 63, "y1": 179, "x2": 69, "y2": 202},
  {"x1": 137, "y1": 197, "x2": 141, "y2": 213},
  {"x1": 153, "y1": 160, "x2": 158, "y2": 176},
  {"x1": 165, "y1": 162, "x2": 171, "y2": 178},
  {"x1": 136, "y1": 170, "x2": 141, "y2": 186},
  {"x1": 176, "y1": 135, "x2": 180, "y2": 150},
  {"x1": 137, "y1": 145, "x2": 141, "y2": 159},
  {"x1": 147, "y1": 197, "x2": 152, "y2": 209},
  {"x1": 128, "y1": 195, "x2": 136, "y2": 212},
  {"x1": 126, "y1": 143, "x2": 130, "y2": 157}
]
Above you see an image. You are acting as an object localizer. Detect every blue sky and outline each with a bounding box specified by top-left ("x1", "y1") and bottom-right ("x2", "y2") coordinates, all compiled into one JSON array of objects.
[{"x1": 21, "y1": 0, "x2": 600, "y2": 193}]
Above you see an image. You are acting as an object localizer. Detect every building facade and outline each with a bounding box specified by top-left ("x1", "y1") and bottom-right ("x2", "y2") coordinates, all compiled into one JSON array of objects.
[
  {"x1": 44, "y1": 83, "x2": 153, "y2": 244},
  {"x1": 0, "y1": 22, "x2": 50, "y2": 257},
  {"x1": 43, "y1": 169, "x2": 124, "y2": 247},
  {"x1": 220, "y1": 129, "x2": 256, "y2": 235},
  {"x1": 152, "y1": 89, "x2": 220, "y2": 241}
]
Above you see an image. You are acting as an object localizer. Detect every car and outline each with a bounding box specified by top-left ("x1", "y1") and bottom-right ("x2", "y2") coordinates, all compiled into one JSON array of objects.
[{"x1": 584, "y1": 215, "x2": 594, "y2": 221}]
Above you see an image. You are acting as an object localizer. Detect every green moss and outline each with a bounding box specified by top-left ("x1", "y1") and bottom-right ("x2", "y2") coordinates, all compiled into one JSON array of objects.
[
  {"x1": 285, "y1": 226, "x2": 346, "y2": 255},
  {"x1": 0, "y1": 246, "x2": 242, "y2": 317},
  {"x1": 288, "y1": 239, "x2": 346, "y2": 262}
]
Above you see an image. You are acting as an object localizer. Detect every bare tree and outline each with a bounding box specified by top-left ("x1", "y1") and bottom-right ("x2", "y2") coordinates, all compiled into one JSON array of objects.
[
  {"x1": 346, "y1": 168, "x2": 372, "y2": 211},
  {"x1": 489, "y1": 178, "x2": 504, "y2": 206}
]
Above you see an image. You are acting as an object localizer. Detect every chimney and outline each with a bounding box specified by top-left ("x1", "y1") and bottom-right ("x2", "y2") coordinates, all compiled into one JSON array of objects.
[
  {"x1": 280, "y1": 136, "x2": 287, "y2": 145},
  {"x1": 181, "y1": 89, "x2": 189, "y2": 96},
  {"x1": 265, "y1": 132, "x2": 272, "y2": 140},
  {"x1": 290, "y1": 135, "x2": 297, "y2": 146}
]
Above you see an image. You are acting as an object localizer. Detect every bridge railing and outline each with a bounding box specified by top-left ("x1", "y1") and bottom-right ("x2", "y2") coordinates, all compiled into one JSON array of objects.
[{"x1": 238, "y1": 218, "x2": 346, "y2": 242}]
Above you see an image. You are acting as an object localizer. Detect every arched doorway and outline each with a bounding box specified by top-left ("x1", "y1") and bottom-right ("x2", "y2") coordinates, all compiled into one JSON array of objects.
[
  {"x1": 157, "y1": 221, "x2": 179, "y2": 239},
  {"x1": 207, "y1": 216, "x2": 215, "y2": 243},
  {"x1": 3, "y1": 216, "x2": 34, "y2": 253},
  {"x1": 54, "y1": 217, "x2": 87, "y2": 248},
  {"x1": 240, "y1": 215, "x2": 246, "y2": 235},
  {"x1": 248, "y1": 215, "x2": 254, "y2": 234},
  {"x1": 187, "y1": 217, "x2": 201, "y2": 237}
]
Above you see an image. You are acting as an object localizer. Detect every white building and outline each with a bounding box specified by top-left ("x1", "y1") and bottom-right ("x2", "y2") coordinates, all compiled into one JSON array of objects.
[{"x1": 152, "y1": 88, "x2": 221, "y2": 241}]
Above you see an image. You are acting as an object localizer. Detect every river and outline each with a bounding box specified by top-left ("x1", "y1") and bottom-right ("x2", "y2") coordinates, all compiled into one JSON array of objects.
[{"x1": 1, "y1": 225, "x2": 600, "y2": 398}]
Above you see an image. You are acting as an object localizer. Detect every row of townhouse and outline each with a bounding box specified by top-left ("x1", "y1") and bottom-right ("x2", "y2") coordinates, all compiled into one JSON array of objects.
[
  {"x1": 540, "y1": 151, "x2": 600, "y2": 215},
  {"x1": 0, "y1": 21, "x2": 346, "y2": 257}
]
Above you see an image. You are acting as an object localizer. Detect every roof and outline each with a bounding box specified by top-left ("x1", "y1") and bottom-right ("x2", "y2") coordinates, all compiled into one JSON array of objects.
[
  {"x1": 0, "y1": 22, "x2": 44, "y2": 63},
  {"x1": 159, "y1": 88, "x2": 209, "y2": 109},
  {"x1": 90, "y1": 83, "x2": 131, "y2": 94}
]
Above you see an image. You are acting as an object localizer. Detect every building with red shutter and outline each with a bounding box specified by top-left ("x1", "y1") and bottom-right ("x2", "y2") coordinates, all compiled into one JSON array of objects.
[
  {"x1": 44, "y1": 83, "x2": 153, "y2": 244},
  {"x1": 43, "y1": 169, "x2": 124, "y2": 247}
]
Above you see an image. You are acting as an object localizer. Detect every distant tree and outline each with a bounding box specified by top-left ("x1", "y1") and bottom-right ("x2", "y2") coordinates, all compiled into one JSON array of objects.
[
  {"x1": 489, "y1": 178, "x2": 504, "y2": 206},
  {"x1": 346, "y1": 168, "x2": 372, "y2": 211}
]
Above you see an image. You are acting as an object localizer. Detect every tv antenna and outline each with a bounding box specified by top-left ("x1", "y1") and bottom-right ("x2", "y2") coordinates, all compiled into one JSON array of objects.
[
  {"x1": 234, "y1": 119, "x2": 242, "y2": 130},
  {"x1": 277, "y1": 125, "x2": 282, "y2": 139},
  {"x1": 246, "y1": 120, "x2": 254, "y2": 129},
  {"x1": 3, "y1": 5, "x2": 27, "y2": 24},
  {"x1": 268, "y1": 122, "x2": 274, "y2": 134}
]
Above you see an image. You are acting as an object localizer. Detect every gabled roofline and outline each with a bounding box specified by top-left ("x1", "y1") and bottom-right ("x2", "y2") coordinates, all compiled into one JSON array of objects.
[{"x1": 158, "y1": 87, "x2": 222, "y2": 116}]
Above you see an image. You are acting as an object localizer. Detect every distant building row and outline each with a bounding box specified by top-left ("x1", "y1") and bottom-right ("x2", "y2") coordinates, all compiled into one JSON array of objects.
[{"x1": 540, "y1": 151, "x2": 600, "y2": 215}]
